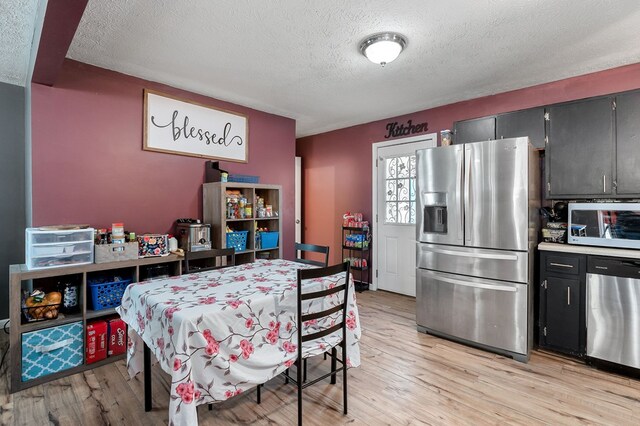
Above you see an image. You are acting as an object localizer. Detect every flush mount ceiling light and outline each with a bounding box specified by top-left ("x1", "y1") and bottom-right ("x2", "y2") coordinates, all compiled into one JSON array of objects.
[{"x1": 359, "y1": 32, "x2": 407, "y2": 66}]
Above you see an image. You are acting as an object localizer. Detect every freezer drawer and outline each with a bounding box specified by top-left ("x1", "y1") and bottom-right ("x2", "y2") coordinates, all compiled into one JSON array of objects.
[
  {"x1": 417, "y1": 243, "x2": 528, "y2": 283},
  {"x1": 587, "y1": 273, "x2": 640, "y2": 369},
  {"x1": 417, "y1": 269, "x2": 528, "y2": 356}
]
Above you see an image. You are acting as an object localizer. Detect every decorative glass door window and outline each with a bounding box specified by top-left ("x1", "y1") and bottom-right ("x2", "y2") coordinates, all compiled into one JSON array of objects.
[{"x1": 384, "y1": 155, "x2": 416, "y2": 224}]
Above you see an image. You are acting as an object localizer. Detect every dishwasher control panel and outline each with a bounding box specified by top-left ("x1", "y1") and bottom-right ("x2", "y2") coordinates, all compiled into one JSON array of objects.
[{"x1": 587, "y1": 256, "x2": 640, "y2": 278}]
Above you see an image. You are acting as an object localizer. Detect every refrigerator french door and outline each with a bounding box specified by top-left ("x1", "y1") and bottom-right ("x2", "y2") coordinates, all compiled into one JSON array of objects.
[
  {"x1": 417, "y1": 138, "x2": 530, "y2": 250},
  {"x1": 416, "y1": 137, "x2": 538, "y2": 362}
]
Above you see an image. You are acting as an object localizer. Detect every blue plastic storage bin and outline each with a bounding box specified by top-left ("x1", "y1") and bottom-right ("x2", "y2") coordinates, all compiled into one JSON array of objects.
[
  {"x1": 261, "y1": 231, "x2": 279, "y2": 249},
  {"x1": 228, "y1": 174, "x2": 259, "y2": 183},
  {"x1": 88, "y1": 278, "x2": 132, "y2": 310},
  {"x1": 22, "y1": 321, "x2": 83, "y2": 381},
  {"x1": 226, "y1": 231, "x2": 249, "y2": 252}
]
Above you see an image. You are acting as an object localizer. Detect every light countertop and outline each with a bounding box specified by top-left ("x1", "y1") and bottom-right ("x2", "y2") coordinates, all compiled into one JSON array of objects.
[{"x1": 538, "y1": 242, "x2": 640, "y2": 260}]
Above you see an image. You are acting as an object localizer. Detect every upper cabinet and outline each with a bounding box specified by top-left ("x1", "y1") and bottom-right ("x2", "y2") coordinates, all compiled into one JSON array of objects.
[
  {"x1": 615, "y1": 90, "x2": 640, "y2": 196},
  {"x1": 452, "y1": 89, "x2": 640, "y2": 200},
  {"x1": 496, "y1": 107, "x2": 545, "y2": 149},
  {"x1": 453, "y1": 116, "x2": 495, "y2": 144},
  {"x1": 453, "y1": 108, "x2": 545, "y2": 148},
  {"x1": 546, "y1": 97, "x2": 615, "y2": 199}
]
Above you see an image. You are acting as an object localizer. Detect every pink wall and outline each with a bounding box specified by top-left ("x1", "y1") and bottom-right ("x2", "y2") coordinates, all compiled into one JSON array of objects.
[
  {"x1": 296, "y1": 62, "x2": 640, "y2": 264},
  {"x1": 32, "y1": 60, "x2": 297, "y2": 259}
]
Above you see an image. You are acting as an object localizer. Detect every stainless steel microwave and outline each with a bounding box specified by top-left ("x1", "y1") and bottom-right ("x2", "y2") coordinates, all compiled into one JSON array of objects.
[{"x1": 568, "y1": 202, "x2": 640, "y2": 249}]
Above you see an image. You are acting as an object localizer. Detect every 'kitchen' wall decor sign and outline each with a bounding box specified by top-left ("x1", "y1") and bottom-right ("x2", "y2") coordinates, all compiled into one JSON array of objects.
[
  {"x1": 384, "y1": 119, "x2": 428, "y2": 139},
  {"x1": 143, "y1": 89, "x2": 248, "y2": 162}
]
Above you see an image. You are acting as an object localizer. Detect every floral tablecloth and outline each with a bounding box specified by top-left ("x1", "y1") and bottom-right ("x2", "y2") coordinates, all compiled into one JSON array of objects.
[{"x1": 116, "y1": 259, "x2": 361, "y2": 426}]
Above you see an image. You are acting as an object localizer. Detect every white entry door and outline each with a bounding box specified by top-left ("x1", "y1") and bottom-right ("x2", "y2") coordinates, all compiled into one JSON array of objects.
[{"x1": 373, "y1": 134, "x2": 437, "y2": 296}]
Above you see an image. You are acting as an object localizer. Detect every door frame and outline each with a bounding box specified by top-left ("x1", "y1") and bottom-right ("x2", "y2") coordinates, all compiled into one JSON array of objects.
[
  {"x1": 295, "y1": 156, "x2": 302, "y2": 245},
  {"x1": 371, "y1": 133, "x2": 437, "y2": 291}
]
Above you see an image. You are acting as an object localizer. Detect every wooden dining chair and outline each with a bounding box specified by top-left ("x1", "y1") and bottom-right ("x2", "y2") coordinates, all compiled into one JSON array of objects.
[
  {"x1": 183, "y1": 248, "x2": 235, "y2": 274},
  {"x1": 287, "y1": 262, "x2": 351, "y2": 425},
  {"x1": 294, "y1": 242, "x2": 330, "y2": 267}
]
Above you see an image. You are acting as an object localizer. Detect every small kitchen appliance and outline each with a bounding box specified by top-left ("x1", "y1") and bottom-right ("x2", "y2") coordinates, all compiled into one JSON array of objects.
[
  {"x1": 176, "y1": 220, "x2": 212, "y2": 252},
  {"x1": 568, "y1": 202, "x2": 640, "y2": 249}
]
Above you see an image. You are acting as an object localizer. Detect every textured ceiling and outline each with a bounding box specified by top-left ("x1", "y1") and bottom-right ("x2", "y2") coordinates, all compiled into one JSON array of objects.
[
  {"x1": 0, "y1": 0, "x2": 39, "y2": 86},
  {"x1": 68, "y1": 0, "x2": 640, "y2": 137}
]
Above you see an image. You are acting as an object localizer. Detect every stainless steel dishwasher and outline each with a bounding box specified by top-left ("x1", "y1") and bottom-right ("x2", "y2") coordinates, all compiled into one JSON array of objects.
[{"x1": 586, "y1": 256, "x2": 640, "y2": 369}]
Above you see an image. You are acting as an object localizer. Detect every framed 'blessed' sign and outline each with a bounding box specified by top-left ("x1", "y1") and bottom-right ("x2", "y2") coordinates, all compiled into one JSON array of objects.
[{"x1": 143, "y1": 89, "x2": 248, "y2": 162}]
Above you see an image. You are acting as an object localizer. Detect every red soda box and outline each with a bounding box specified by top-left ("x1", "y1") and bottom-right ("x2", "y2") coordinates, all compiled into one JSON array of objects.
[
  {"x1": 86, "y1": 321, "x2": 108, "y2": 364},
  {"x1": 107, "y1": 318, "x2": 127, "y2": 356}
]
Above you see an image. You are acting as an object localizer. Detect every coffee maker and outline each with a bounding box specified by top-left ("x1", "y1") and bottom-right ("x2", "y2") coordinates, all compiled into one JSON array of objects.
[{"x1": 176, "y1": 219, "x2": 212, "y2": 252}]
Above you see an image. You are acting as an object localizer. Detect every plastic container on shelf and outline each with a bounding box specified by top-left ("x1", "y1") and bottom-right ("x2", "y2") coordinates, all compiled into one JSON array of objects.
[
  {"x1": 226, "y1": 231, "x2": 249, "y2": 252},
  {"x1": 88, "y1": 278, "x2": 132, "y2": 310},
  {"x1": 228, "y1": 174, "x2": 259, "y2": 183},
  {"x1": 26, "y1": 227, "x2": 95, "y2": 270},
  {"x1": 260, "y1": 232, "x2": 279, "y2": 249}
]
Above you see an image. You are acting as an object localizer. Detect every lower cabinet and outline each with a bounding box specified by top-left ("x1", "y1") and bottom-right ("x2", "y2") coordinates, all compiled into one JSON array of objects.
[{"x1": 539, "y1": 251, "x2": 586, "y2": 357}]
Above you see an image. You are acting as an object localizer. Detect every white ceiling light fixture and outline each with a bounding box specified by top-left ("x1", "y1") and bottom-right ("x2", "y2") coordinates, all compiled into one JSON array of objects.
[{"x1": 359, "y1": 32, "x2": 408, "y2": 67}]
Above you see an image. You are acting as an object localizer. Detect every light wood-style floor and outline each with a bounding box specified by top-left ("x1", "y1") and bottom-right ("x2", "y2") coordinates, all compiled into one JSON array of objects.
[{"x1": 2, "y1": 290, "x2": 640, "y2": 425}]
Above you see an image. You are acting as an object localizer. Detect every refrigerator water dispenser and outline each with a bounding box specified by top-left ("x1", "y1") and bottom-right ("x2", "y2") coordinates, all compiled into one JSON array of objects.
[{"x1": 422, "y1": 192, "x2": 447, "y2": 234}]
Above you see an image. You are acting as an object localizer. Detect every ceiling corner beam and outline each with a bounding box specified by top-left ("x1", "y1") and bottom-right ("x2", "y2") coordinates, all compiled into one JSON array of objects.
[{"x1": 31, "y1": 0, "x2": 89, "y2": 86}]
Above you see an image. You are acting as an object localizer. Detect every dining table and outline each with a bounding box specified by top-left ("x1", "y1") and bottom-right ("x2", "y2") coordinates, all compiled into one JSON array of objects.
[{"x1": 116, "y1": 258, "x2": 362, "y2": 426}]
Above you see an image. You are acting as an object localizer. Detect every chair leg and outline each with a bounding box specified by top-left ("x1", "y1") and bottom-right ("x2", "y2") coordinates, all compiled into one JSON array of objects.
[
  {"x1": 297, "y1": 357, "x2": 303, "y2": 426},
  {"x1": 285, "y1": 367, "x2": 290, "y2": 384},
  {"x1": 303, "y1": 358, "x2": 307, "y2": 383},
  {"x1": 330, "y1": 347, "x2": 337, "y2": 385},
  {"x1": 324, "y1": 352, "x2": 327, "y2": 360},
  {"x1": 208, "y1": 404, "x2": 213, "y2": 411},
  {"x1": 257, "y1": 384, "x2": 261, "y2": 404}
]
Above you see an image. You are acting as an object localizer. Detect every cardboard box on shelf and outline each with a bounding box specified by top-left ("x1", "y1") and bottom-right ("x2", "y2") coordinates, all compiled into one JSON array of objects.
[{"x1": 86, "y1": 321, "x2": 107, "y2": 364}]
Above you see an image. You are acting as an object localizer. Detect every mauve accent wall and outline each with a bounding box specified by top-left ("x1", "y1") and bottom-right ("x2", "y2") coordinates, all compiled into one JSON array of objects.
[
  {"x1": 32, "y1": 60, "x2": 296, "y2": 259},
  {"x1": 297, "y1": 62, "x2": 640, "y2": 265}
]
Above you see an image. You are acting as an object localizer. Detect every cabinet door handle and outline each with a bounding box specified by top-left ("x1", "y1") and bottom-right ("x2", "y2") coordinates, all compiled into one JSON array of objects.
[
  {"x1": 603, "y1": 175, "x2": 606, "y2": 193},
  {"x1": 567, "y1": 287, "x2": 571, "y2": 306},
  {"x1": 550, "y1": 262, "x2": 573, "y2": 269}
]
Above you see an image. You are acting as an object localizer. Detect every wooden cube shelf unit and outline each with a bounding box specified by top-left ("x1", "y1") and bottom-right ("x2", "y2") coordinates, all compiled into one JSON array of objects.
[
  {"x1": 9, "y1": 255, "x2": 182, "y2": 393},
  {"x1": 203, "y1": 182, "x2": 283, "y2": 264}
]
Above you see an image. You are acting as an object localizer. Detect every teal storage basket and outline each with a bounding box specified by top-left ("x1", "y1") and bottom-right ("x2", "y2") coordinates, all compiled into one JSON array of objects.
[
  {"x1": 22, "y1": 321, "x2": 83, "y2": 381},
  {"x1": 261, "y1": 231, "x2": 279, "y2": 249},
  {"x1": 226, "y1": 231, "x2": 248, "y2": 252}
]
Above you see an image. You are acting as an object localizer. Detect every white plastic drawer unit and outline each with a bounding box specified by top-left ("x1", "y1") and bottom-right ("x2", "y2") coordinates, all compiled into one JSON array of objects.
[{"x1": 26, "y1": 227, "x2": 95, "y2": 270}]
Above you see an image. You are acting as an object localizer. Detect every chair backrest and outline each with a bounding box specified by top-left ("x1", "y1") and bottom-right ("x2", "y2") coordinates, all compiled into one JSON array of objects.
[
  {"x1": 296, "y1": 262, "x2": 350, "y2": 346},
  {"x1": 183, "y1": 248, "x2": 235, "y2": 274},
  {"x1": 294, "y1": 243, "x2": 330, "y2": 267}
]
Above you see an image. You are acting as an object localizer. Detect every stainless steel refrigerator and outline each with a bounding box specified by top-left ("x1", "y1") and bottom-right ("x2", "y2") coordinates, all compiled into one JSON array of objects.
[{"x1": 415, "y1": 137, "x2": 540, "y2": 362}]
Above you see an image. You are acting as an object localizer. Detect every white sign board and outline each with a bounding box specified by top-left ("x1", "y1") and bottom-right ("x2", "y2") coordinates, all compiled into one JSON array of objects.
[{"x1": 143, "y1": 89, "x2": 248, "y2": 162}]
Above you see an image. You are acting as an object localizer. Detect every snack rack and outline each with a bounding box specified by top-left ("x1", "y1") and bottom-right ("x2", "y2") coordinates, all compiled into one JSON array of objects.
[{"x1": 342, "y1": 226, "x2": 371, "y2": 292}]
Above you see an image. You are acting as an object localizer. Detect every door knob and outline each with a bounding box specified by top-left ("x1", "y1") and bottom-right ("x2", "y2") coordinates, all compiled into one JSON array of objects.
[{"x1": 295, "y1": 219, "x2": 300, "y2": 224}]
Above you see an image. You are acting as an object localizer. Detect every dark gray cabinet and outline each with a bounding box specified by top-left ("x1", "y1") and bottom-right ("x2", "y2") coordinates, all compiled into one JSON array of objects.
[
  {"x1": 546, "y1": 97, "x2": 615, "y2": 198},
  {"x1": 453, "y1": 116, "x2": 495, "y2": 144},
  {"x1": 615, "y1": 90, "x2": 640, "y2": 196},
  {"x1": 539, "y1": 251, "x2": 586, "y2": 357},
  {"x1": 496, "y1": 107, "x2": 545, "y2": 149},
  {"x1": 453, "y1": 108, "x2": 544, "y2": 148}
]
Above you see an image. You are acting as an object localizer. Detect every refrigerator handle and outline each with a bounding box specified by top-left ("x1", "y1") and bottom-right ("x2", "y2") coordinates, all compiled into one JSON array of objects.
[
  {"x1": 457, "y1": 149, "x2": 464, "y2": 242},
  {"x1": 464, "y1": 148, "x2": 472, "y2": 242},
  {"x1": 427, "y1": 270, "x2": 518, "y2": 292}
]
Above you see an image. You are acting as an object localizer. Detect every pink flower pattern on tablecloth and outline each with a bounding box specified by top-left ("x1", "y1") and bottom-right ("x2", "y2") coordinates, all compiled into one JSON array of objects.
[{"x1": 117, "y1": 259, "x2": 361, "y2": 426}]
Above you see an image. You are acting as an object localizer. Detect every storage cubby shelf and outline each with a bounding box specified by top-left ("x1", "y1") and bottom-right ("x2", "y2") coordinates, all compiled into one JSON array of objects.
[
  {"x1": 203, "y1": 182, "x2": 283, "y2": 264},
  {"x1": 9, "y1": 255, "x2": 182, "y2": 393}
]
